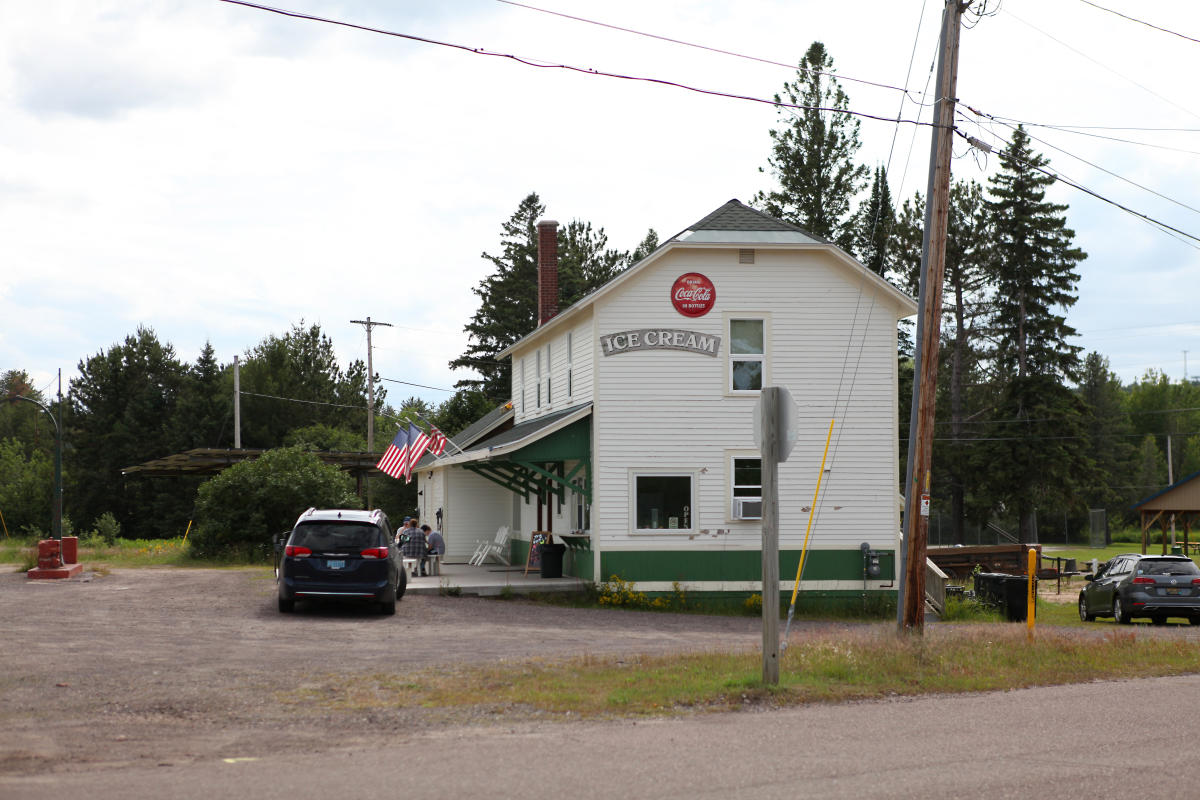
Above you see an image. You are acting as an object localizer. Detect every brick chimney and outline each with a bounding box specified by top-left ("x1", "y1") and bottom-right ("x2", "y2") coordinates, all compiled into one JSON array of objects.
[{"x1": 537, "y1": 219, "x2": 559, "y2": 326}]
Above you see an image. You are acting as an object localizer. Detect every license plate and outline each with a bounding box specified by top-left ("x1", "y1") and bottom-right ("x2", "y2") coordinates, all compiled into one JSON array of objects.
[
  {"x1": 1166, "y1": 588, "x2": 1181, "y2": 596},
  {"x1": 326, "y1": 559, "x2": 345, "y2": 570}
]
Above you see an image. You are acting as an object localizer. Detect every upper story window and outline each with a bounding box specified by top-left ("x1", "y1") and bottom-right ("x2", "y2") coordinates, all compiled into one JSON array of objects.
[
  {"x1": 566, "y1": 332, "x2": 574, "y2": 397},
  {"x1": 536, "y1": 349, "x2": 542, "y2": 408},
  {"x1": 729, "y1": 318, "x2": 765, "y2": 391},
  {"x1": 520, "y1": 358, "x2": 526, "y2": 413},
  {"x1": 545, "y1": 343, "x2": 552, "y2": 404}
]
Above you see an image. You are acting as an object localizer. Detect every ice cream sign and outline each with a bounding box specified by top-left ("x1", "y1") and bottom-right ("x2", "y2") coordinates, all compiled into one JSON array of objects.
[{"x1": 600, "y1": 329, "x2": 721, "y2": 357}]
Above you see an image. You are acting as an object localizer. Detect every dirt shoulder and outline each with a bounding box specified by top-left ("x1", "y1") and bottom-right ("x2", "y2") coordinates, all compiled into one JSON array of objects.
[{"x1": 0, "y1": 566, "x2": 815, "y2": 776}]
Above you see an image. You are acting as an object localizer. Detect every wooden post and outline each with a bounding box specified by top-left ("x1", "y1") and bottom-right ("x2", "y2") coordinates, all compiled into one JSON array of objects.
[
  {"x1": 760, "y1": 387, "x2": 781, "y2": 685},
  {"x1": 899, "y1": 0, "x2": 968, "y2": 632}
]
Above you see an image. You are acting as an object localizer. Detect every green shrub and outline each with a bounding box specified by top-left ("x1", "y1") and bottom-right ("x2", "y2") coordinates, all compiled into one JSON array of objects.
[
  {"x1": 92, "y1": 512, "x2": 121, "y2": 545},
  {"x1": 189, "y1": 446, "x2": 361, "y2": 561}
]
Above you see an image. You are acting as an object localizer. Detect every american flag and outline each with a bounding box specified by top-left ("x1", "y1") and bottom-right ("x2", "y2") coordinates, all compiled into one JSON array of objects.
[
  {"x1": 402, "y1": 423, "x2": 431, "y2": 483},
  {"x1": 376, "y1": 427, "x2": 409, "y2": 480},
  {"x1": 428, "y1": 427, "x2": 447, "y2": 456}
]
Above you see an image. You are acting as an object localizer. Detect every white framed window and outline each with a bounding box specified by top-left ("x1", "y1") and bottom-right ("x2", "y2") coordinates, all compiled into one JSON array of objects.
[
  {"x1": 545, "y1": 343, "x2": 552, "y2": 404},
  {"x1": 632, "y1": 472, "x2": 694, "y2": 532},
  {"x1": 727, "y1": 317, "x2": 766, "y2": 392},
  {"x1": 570, "y1": 477, "x2": 589, "y2": 532},
  {"x1": 536, "y1": 349, "x2": 542, "y2": 408},
  {"x1": 520, "y1": 358, "x2": 526, "y2": 413},
  {"x1": 566, "y1": 332, "x2": 573, "y2": 398},
  {"x1": 730, "y1": 456, "x2": 762, "y2": 520}
]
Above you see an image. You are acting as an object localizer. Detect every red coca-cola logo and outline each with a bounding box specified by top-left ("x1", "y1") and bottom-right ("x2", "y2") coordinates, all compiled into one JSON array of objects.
[{"x1": 671, "y1": 273, "x2": 716, "y2": 317}]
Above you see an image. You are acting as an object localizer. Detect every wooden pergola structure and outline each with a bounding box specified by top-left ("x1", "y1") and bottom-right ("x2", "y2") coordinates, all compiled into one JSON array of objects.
[{"x1": 1134, "y1": 471, "x2": 1200, "y2": 555}]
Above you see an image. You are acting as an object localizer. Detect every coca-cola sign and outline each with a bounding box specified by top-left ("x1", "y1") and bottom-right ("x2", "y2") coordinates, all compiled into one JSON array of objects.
[{"x1": 671, "y1": 273, "x2": 716, "y2": 317}]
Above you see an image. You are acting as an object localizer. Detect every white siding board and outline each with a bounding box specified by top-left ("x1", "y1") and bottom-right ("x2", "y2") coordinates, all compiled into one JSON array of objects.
[
  {"x1": 590, "y1": 245, "x2": 906, "y2": 554},
  {"x1": 440, "y1": 468, "x2": 514, "y2": 561}
]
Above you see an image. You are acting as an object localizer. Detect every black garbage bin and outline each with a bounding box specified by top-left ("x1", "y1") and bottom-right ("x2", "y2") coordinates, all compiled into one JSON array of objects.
[
  {"x1": 1001, "y1": 575, "x2": 1033, "y2": 622},
  {"x1": 539, "y1": 543, "x2": 566, "y2": 579},
  {"x1": 974, "y1": 572, "x2": 1006, "y2": 609}
]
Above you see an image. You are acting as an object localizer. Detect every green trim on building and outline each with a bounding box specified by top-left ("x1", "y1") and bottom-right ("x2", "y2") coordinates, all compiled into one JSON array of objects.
[{"x1": 598, "y1": 548, "x2": 898, "y2": 584}]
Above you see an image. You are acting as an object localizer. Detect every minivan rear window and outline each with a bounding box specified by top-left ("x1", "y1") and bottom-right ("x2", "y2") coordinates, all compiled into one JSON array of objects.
[{"x1": 291, "y1": 522, "x2": 382, "y2": 552}]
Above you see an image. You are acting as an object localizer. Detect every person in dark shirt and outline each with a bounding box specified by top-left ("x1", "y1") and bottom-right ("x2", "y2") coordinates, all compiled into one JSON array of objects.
[
  {"x1": 400, "y1": 519, "x2": 426, "y2": 573},
  {"x1": 422, "y1": 525, "x2": 445, "y2": 576}
]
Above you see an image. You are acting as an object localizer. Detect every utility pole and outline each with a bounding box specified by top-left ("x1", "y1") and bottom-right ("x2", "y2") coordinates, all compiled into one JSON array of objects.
[
  {"x1": 898, "y1": 0, "x2": 970, "y2": 632},
  {"x1": 233, "y1": 355, "x2": 241, "y2": 450},
  {"x1": 351, "y1": 317, "x2": 392, "y2": 509}
]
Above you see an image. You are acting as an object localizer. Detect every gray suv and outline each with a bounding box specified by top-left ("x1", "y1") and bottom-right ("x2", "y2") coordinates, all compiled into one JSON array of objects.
[
  {"x1": 1079, "y1": 553, "x2": 1200, "y2": 625},
  {"x1": 277, "y1": 508, "x2": 405, "y2": 615}
]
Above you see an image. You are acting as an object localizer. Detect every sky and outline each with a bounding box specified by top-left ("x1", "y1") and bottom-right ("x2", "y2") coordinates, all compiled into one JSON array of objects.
[{"x1": 2, "y1": 0, "x2": 1198, "y2": 412}]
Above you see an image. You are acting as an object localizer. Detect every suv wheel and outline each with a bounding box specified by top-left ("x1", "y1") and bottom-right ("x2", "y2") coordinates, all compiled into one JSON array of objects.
[
  {"x1": 379, "y1": 585, "x2": 396, "y2": 616},
  {"x1": 395, "y1": 570, "x2": 407, "y2": 600},
  {"x1": 1114, "y1": 596, "x2": 1132, "y2": 625},
  {"x1": 1078, "y1": 595, "x2": 1095, "y2": 622},
  {"x1": 278, "y1": 595, "x2": 295, "y2": 613}
]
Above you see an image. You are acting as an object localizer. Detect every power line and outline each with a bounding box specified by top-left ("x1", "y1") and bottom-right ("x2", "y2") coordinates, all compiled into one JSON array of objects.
[
  {"x1": 960, "y1": 108, "x2": 1200, "y2": 217},
  {"x1": 972, "y1": 113, "x2": 1200, "y2": 158},
  {"x1": 1003, "y1": 8, "x2": 1200, "y2": 123},
  {"x1": 381, "y1": 377, "x2": 456, "y2": 393},
  {"x1": 1076, "y1": 0, "x2": 1200, "y2": 46},
  {"x1": 220, "y1": 0, "x2": 947, "y2": 131},
  {"x1": 957, "y1": 129, "x2": 1200, "y2": 248},
  {"x1": 493, "y1": 0, "x2": 937, "y2": 104}
]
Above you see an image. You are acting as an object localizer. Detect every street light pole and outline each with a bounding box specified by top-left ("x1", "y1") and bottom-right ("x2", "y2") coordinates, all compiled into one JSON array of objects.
[{"x1": 7, "y1": 389, "x2": 63, "y2": 540}]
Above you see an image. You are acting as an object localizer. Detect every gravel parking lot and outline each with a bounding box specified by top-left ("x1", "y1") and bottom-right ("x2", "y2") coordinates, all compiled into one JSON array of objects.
[{"x1": 0, "y1": 566, "x2": 794, "y2": 776}]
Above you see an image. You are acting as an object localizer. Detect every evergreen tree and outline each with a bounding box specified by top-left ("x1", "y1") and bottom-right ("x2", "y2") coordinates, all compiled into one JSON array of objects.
[
  {"x1": 450, "y1": 193, "x2": 545, "y2": 402},
  {"x1": 449, "y1": 193, "x2": 643, "y2": 404},
  {"x1": 1076, "y1": 352, "x2": 1137, "y2": 522},
  {"x1": 980, "y1": 127, "x2": 1089, "y2": 540},
  {"x1": 849, "y1": 165, "x2": 895, "y2": 276},
  {"x1": 66, "y1": 327, "x2": 191, "y2": 539},
  {"x1": 986, "y1": 125, "x2": 1086, "y2": 381},
  {"x1": 753, "y1": 41, "x2": 868, "y2": 245},
  {"x1": 892, "y1": 181, "x2": 994, "y2": 541},
  {"x1": 172, "y1": 342, "x2": 230, "y2": 450},
  {"x1": 238, "y1": 322, "x2": 375, "y2": 448}
]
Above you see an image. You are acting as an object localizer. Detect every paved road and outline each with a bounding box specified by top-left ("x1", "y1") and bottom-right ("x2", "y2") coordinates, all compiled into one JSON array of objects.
[{"x1": 5, "y1": 674, "x2": 1199, "y2": 799}]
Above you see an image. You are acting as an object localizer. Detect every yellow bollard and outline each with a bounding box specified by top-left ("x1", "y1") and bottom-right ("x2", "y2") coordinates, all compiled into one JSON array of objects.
[
  {"x1": 182, "y1": 520, "x2": 193, "y2": 544},
  {"x1": 1027, "y1": 548, "x2": 1037, "y2": 634}
]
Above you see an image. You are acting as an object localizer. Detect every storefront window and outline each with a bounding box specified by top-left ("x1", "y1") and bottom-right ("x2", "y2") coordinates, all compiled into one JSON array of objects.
[
  {"x1": 730, "y1": 319, "x2": 764, "y2": 391},
  {"x1": 635, "y1": 474, "x2": 692, "y2": 530}
]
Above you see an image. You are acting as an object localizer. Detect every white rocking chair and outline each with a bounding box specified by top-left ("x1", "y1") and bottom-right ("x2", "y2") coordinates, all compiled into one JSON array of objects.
[{"x1": 469, "y1": 526, "x2": 511, "y2": 566}]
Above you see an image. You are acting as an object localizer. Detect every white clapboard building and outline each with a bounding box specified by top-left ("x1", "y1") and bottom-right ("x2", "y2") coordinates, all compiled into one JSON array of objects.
[{"x1": 415, "y1": 199, "x2": 916, "y2": 605}]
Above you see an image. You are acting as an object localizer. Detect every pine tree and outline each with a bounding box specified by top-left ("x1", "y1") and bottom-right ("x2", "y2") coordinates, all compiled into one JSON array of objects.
[
  {"x1": 894, "y1": 180, "x2": 995, "y2": 542},
  {"x1": 753, "y1": 41, "x2": 867, "y2": 245},
  {"x1": 982, "y1": 127, "x2": 1089, "y2": 540},
  {"x1": 850, "y1": 165, "x2": 895, "y2": 276},
  {"x1": 450, "y1": 193, "x2": 645, "y2": 403},
  {"x1": 986, "y1": 125, "x2": 1085, "y2": 381},
  {"x1": 1076, "y1": 352, "x2": 1136, "y2": 519}
]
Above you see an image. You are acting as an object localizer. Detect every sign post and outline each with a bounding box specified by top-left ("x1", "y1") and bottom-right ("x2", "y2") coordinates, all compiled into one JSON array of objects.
[{"x1": 755, "y1": 386, "x2": 797, "y2": 685}]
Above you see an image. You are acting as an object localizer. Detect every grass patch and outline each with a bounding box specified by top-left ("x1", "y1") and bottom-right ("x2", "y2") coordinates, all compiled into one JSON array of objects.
[
  {"x1": 0, "y1": 536, "x2": 250, "y2": 569},
  {"x1": 276, "y1": 626, "x2": 1200, "y2": 719}
]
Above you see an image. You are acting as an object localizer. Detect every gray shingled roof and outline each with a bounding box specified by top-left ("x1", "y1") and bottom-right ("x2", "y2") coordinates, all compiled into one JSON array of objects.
[
  {"x1": 680, "y1": 199, "x2": 826, "y2": 241},
  {"x1": 468, "y1": 402, "x2": 590, "y2": 451}
]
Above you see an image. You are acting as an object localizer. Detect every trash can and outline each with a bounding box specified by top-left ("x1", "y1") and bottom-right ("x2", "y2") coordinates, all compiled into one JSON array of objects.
[
  {"x1": 539, "y1": 543, "x2": 566, "y2": 579},
  {"x1": 1001, "y1": 575, "x2": 1033, "y2": 622},
  {"x1": 973, "y1": 573, "x2": 1035, "y2": 622}
]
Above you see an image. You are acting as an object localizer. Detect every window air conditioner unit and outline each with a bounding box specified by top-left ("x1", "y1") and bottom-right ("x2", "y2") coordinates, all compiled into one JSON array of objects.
[{"x1": 733, "y1": 497, "x2": 763, "y2": 520}]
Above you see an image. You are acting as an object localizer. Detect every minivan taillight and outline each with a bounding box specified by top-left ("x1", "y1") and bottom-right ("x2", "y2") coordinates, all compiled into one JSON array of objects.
[
  {"x1": 1132, "y1": 577, "x2": 1155, "y2": 584},
  {"x1": 285, "y1": 545, "x2": 312, "y2": 557},
  {"x1": 360, "y1": 547, "x2": 389, "y2": 559}
]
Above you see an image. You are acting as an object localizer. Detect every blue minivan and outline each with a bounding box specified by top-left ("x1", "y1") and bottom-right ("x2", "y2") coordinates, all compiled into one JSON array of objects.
[{"x1": 277, "y1": 508, "x2": 406, "y2": 615}]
